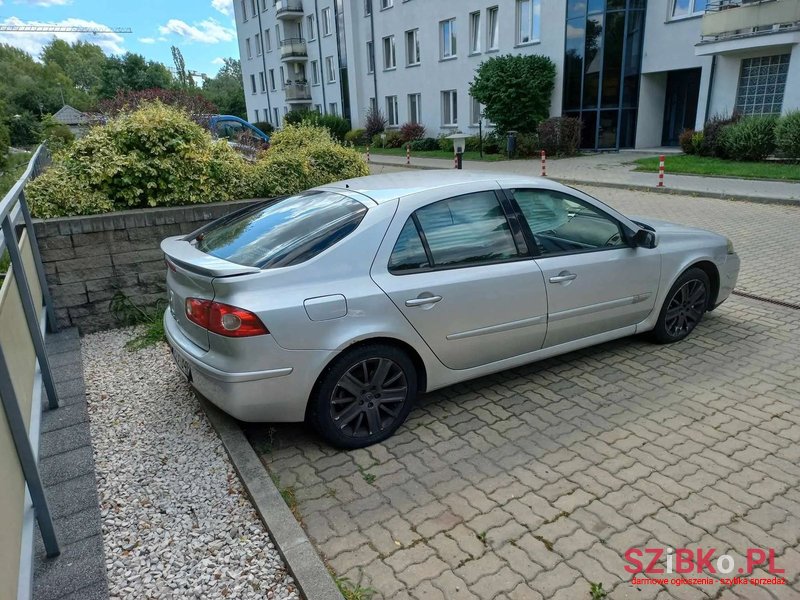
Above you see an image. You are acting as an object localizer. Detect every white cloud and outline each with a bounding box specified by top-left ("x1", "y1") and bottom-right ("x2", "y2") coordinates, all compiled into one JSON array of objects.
[
  {"x1": 138, "y1": 37, "x2": 156, "y2": 44},
  {"x1": 0, "y1": 16, "x2": 125, "y2": 57},
  {"x1": 13, "y1": 0, "x2": 72, "y2": 5},
  {"x1": 158, "y1": 18, "x2": 235, "y2": 44},
  {"x1": 211, "y1": 0, "x2": 233, "y2": 16},
  {"x1": 211, "y1": 56, "x2": 225, "y2": 65}
]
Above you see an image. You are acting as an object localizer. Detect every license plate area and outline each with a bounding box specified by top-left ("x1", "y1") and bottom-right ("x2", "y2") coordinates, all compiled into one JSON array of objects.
[{"x1": 172, "y1": 348, "x2": 192, "y2": 381}]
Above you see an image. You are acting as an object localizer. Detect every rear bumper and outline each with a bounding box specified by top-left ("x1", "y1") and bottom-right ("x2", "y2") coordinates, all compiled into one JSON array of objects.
[
  {"x1": 714, "y1": 252, "x2": 740, "y2": 308},
  {"x1": 164, "y1": 311, "x2": 332, "y2": 422}
]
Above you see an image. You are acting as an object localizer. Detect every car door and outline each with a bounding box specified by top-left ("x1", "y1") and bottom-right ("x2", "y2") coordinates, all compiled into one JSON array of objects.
[
  {"x1": 371, "y1": 186, "x2": 549, "y2": 371},
  {"x1": 506, "y1": 187, "x2": 661, "y2": 349}
]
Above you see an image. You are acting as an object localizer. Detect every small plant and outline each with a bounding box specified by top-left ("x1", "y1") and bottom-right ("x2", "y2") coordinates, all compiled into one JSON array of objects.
[
  {"x1": 345, "y1": 128, "x2": 366, "y2": 146},
  {"x1": 359, "y1": 468, "x2": 376, "y2": 485},
  {"x1": 719, "y1": 115, "x2": 777, "y2": 161},
  {"x1": 679, "y1": 128, "x2": 696, "y2": 154},
  {"x1": 537, "y1": 116, "x2": 582, "y2": 156},
  {"x1": 399, "y1": 122, "x2": 426, "y2": 143},
  {"x1": 476, "y1": 531, "x2": 487, "y2": 545},
  {"x1": 410, "y1": 137, "x2": 438, "y2": 151},
  {"x1": 109, "y1": 291, "x2": 167, "y2": 351},
  {"x1": 775, "y1": 110, "x2": 800, "y2": 158},
  {"x1": 363, "y1": 106, "x2": 387, "y2": 141},
  {"x1": 700, "y1": 113, "x2": 740, "y2": 157},
  {"x1": 589, "y1": 581, "x2": 607, "y2": 600},
  {"x1": 269, "y1": 472, "x2": 301, "y2": 519},
  {"x1": 335, "y1": 577, "x2": 375, "y2": 600}
]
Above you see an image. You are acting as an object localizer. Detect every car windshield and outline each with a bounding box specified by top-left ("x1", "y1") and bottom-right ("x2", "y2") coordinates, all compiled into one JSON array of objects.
[{"x1": 195, "y1": 191, "x2": 367, "y2": 268}]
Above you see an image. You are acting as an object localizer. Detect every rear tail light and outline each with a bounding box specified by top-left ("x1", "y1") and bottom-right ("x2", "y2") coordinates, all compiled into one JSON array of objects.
[{"x1": 184, "y1": 298, "x2": 269, "y2": 337}]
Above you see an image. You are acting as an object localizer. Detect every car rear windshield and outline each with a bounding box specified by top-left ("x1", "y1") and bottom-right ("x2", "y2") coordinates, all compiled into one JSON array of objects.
[{"x1": 195, "y1": 191, "x2": 367, "y2": 268}]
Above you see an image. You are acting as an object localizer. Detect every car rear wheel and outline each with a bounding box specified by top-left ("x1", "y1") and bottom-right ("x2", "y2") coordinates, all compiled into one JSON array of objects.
[
  {"x1": 309, "y1": 345, "x2": 417, "y2": 449},
  {"x1": 652, "y1": 267, "x2": 711, "y2": 344}
]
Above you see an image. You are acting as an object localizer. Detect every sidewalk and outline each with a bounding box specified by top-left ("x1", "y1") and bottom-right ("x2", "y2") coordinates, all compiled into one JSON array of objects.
[{"x1": 368, "y1": 150, "x2": 799, "y2": 204}]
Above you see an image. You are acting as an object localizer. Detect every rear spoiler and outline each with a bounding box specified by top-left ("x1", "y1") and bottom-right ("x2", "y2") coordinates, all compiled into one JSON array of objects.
[{"x1": 160, "y1": 236, "x2": 261, "y2": 278}]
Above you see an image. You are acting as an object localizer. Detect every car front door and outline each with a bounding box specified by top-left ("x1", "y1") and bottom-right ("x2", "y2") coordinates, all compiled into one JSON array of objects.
[
  {"x1": 506, "y1": 187, "x2": 662, "y2": 349},
  {"x1": 371, "y1": 186, "x2": 549, "y2": 371}
]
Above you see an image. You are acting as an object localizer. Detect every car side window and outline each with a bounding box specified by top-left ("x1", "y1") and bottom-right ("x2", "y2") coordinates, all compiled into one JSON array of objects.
[
  {"x1": 512, "y1": 189, "x2": 626, "y2": 256},
  {"x1": 388, "y1": 219, "x2": 430, "y2": 273}
]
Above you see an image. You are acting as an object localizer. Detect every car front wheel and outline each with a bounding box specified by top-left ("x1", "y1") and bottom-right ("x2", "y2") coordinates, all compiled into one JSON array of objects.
[
  {"x1": 309, "y1": 344, "x2": 417, "y2": 449},
  {"x1": 652, "y1": 267, "x2": 711, "y2": 344}
]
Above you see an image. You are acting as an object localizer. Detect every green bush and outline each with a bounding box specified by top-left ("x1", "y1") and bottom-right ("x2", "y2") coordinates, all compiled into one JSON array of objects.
[
  {"x1": 691, "y1": 131, "x2": 705, "y2": 155},
  {"x1": 437, "y1": 134, "x2": 454, "y2": 152},
  {"x1": 775, "y1": 111, "x2": 800, "y2": 158},
  {"x1": 0, "y1": 121, "x2": 9, "y2": 167},
  {"x1": 399, "y1": 122, "x2": 426, "y2": 143},
  {"x1": 345, "y1": 128, "x2": 366, "y2": 146},
  {"x1": 679, "y1": 129, "x2": 696, "y2": 154},
  {"x1": 718, "y1": 115, "x2": 777, "y2": 161},
  {"x1": 5, "y1": 112, "x2": 42, "y2": 147},
  {"x1": 482, "y1": 131, "x2": 503, "y2": 154},
  {"x1": 303, "y1": 113, "x2": 350, "y2": 142},
  {"x1": 269, "y1": 121, "x2": 335, "y2": 152},
  {"x1": 364, "y1": 106, "x2": 387, "y2": 141},
  {"x1": 284, "y1": 109, "x2": 311, "y2": 126},
  {"x1": 40, "y1": 116, "x2": 75, "y2": 152},
  {"x1": 410, "y1": 137, "x2": 438, "y2": 151},
  {"x1": 537, "y1": 117, "x2": 581, "y2": 156},
  {"x1": 700, "y1": 114, "x2": 740, "y2": 158},
  {"x1": 253, "y1": 121, "x2": 275, "y2": 135},
  {"x1": 371, "y1": 130, "x2": 402, "y2": 148}
]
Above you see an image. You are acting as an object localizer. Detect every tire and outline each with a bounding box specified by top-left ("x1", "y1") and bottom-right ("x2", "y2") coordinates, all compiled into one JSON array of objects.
[
  {"x1": 651, "y1": 267, "x2": 711, "y2": 344},
  {"x1": 309, "y1": 344, "x2": 417, "y2": 449}
]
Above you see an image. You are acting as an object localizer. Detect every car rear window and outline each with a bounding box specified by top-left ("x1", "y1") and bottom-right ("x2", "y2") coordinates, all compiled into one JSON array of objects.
[{"x1": 195, "y1": 191, "x2": 367, "y2": 268}]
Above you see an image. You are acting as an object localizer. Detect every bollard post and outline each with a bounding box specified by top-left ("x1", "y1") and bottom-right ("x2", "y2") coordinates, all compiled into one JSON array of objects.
[
  {"x1": 366, "y1": 145, "x2": 370, "y2": 164},
  {"x1": 657, "y1": 155, "x2": 665, "y2": 187},
  {"x1": 541, "y1": 150, "x2": 547, "y2": 177},
  {"x1": 406, "y1": 143, "x2": 411, "y2": 166},
  {"x1": 454, "y1": 154, "x2": 458, "y2": 169}
]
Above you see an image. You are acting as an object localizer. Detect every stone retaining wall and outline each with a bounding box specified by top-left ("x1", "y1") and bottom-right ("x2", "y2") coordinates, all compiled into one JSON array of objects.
[{"x1": 33, "y1": 199, "x2": 261, "y2": 334}]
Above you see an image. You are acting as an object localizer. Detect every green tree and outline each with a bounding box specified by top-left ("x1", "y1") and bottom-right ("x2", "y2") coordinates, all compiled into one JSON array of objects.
[
  {"x1": 201, "y1": 58, "x2": 245, "y2": 118},
  {"x1": 469, "y1": 54, "x2": 556, "y2": 134},
  {"x1": 98, "y1": 53, "x2": 174, "y2": 99},
  {"x1": 41, "y1": 40, "x2": 107, "y2": 96}
]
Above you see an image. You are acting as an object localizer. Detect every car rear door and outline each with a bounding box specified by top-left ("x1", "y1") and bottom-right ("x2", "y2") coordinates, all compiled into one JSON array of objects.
[
  {"x1": 505, "y1": 186, "x2": 661, "y2": 349},
  {"x1": 371, "y1": 183, "x2": 549, "y2": 371}
]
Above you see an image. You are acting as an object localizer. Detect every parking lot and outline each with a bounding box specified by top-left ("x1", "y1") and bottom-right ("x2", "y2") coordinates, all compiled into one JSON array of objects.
[{"x1": 246, "y1": 187, "x2": 800, "y2": 600}]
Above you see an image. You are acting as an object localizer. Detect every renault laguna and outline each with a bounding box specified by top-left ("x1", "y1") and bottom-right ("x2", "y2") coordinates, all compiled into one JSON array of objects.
[{"x1": 162, "y1": 172, "x2": 739, "y2": 448}]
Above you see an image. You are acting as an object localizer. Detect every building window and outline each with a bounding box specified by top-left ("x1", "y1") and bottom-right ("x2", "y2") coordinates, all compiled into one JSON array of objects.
[
  {"x1": 470, "y1": 96, "x2": 483, "y2": 125},
  {"x1": 259, "y1": 71, "x2": 267, "y2": 92},
  {"x1": 469, "y1": 12, "x2": 481, "y2": 54},
  {"x1": 240, "y1": 0, "x2": 247, "y2": 21},
  {"x1": 386, "y1": 95, "x2": 399, "y2": 126},
  {"x1": 326, "y1": 56, "x2": 337, "y2": 83},
  {"x1": 254, "y1": 108, "x2": 259, "y2": 122},
  {"x1": 366, "y1": 41, "x2": 375, "y2": 73},
  {"x1": 274, "y1": 108, "x2": 280, "y2": 127},
  {"x1": 330, "y1": 102, "x2": 338, "y2": 116},
  {"x1": 735, "y1": 54, "x2": 790, "y2": 116},
  {"x1": 381, "y1": 0, "x2": 393, "y2": 8},
  {"x1": 306, "y1": 15, "x2": 316, "y2": 40},
  {"x1": 311, "y1": 60, "x2": 320, "y2": 85},
  {"x1": 246, "y1": 37, "x2": 252, "y2": 59},
  {"x1": 255, "y1": 33, "x2": 262, "y2": 55},
  {"x1": 280, "y1": 66, "x2": 286, "y2": 88},
  {"x1": 442, "y1": 90, "x2": 457, "y2": 126},
  {"x1": 250, "y1": 74, "x2": 257, "y2": 94},
  {"x1": 383, "y1": 35, "x2": 396, "y2": 70},
  {"x1": 261, "y1": 0, "x2": 267, "y2": 11},
  {"x1": 322, "y1": 7, "x2": 332, "y2": 36},
  {"x1": 405, "y1": 29, "x2": 420, "y2": 66},
  {"x1": 370, "y1": 97, "x2": 378, "y2": 113},
  {"x1": 269, "y1": 69, "x2": 276, "y2": 91},
  {"x1": 408, "y1": 93, "x2": 421, "y2": 124},
  {"x1": 250, "y1": 0, "x2": 257, "y2": 17},
  {"x1": 671, "y1": 0, "x2": 708, "y2": 19},
  {"x1": 440, "y1": 18, "x2": 456, "y2": 59},
  {"x1": 516, "y1": 0, "x2": 541, "y2": 45},
  {"x1": 365, "y1": 0, "x2": 372, "y2": 16},
  {"x1": 315, "y1": 104, "x2": 323, "y2": 113},
  {"x1": 487, "y1": 6, "x2": 499, "y2": 50},
  {"x1": 265, "y1": 29, "x2": 272, "y2": 52}
]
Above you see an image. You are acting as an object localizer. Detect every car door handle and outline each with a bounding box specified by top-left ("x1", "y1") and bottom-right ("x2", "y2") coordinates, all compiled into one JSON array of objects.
[
  {"x1": 405, "y1": 295, "x2": 442, "y2": 307},
  {"x1": 549, "y1": 272, "x2": 577, "y2": 283}
]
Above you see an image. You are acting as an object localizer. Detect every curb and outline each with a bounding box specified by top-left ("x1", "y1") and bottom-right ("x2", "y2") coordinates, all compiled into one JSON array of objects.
[
  {"x1": 201, "y1": 399, "x2": 344, "y2": 600},
  {"x1": 367, "y1": 160, "x2": 799, "y2": 206}
]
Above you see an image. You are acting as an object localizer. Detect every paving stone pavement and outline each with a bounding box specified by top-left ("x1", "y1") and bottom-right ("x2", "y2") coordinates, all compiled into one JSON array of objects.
[{"x1": 247, "y1": 190, "x2": 800, "y2": 600}]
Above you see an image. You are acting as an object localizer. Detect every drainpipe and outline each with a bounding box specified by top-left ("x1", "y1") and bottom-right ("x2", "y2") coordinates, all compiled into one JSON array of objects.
[
  {"x1": 314, "y1": 0, "x2": 328, "y2": 114},
  {"x1": 255, "y1": 5, "x2": 273, "y2": 123},
  {"x1": 704, "y1": 55, "x2": 717, "y2": 124},
  {"x1": 369, "y1": 0, "x2": 378, "y2": 108}
]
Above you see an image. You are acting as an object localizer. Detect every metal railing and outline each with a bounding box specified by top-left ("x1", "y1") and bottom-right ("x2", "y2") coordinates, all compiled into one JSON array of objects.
[
  {"x1": 275, "y1": 0, "x2": 304, "y2": 17},
  {"x1": 702, "y1": 0, "x2": 800, "y2": 40},
  {"x1": 285, "y1": 82, "x2": 312, "y2": 101},
  {"x1": 0, "y1": 144, "x2": 61, "y2": 600},
  {"x1": 280, "y1": 37, "x2": 308, "y2": 59}
]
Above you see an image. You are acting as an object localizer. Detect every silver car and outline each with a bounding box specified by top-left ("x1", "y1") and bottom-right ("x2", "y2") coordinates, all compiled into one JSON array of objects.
[{"x1": 162, "y1": 172, "x2": 740, "y2": 448}]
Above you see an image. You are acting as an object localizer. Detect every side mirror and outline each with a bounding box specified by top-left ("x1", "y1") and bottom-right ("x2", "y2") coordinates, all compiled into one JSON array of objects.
[{"x1": 633, "y1": 229, "x2": 657, "y2": 249}]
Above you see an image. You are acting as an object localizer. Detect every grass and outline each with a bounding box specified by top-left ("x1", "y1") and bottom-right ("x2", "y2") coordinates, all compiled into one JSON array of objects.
[
  {"x1": 357, "y1": 145, "x2": 508, "y2": 162},
  {"x1": 108, "y1": 291, "x2": 167, "y2": 350},
  {"x1": 0, "y1": 151, "x2": 33, "y2": 198},
  {"x1": 334, "y1": 576, "x2": 375, "y2": 600},
  {"x1": 590, "y1": 582, "x2": 608, "y2": 600},
  {"x1": 633, "y1": 155, "x2": 800, "y2": 181}
]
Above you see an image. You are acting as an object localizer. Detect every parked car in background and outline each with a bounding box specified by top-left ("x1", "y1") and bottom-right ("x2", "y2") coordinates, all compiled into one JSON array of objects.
[
  {"x1": 209, "y1": 115, "x2": 269, "y2": 159},
  {"x1": 161, "y1": 172, "x2": 740, "y2": 448}
]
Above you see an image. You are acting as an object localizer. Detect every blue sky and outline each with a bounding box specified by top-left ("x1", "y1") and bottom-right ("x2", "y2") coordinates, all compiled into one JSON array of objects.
[{"x1": 0, "y1": 0, "x2": 240, "y2": 77}]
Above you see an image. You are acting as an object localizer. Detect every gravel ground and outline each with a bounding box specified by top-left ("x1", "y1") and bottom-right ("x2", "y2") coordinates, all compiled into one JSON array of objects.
[{"x1": 82, "y1": 328, "x2": 299, "y2": 600}]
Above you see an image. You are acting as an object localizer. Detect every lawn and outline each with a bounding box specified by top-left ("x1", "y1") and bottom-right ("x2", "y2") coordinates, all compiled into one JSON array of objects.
[
  {"x1": 357, "y1": 145, "x2": 509, "y2": 162},
  {"x1": 633, "y1": 154, "x2": 800, "y2": 181}
]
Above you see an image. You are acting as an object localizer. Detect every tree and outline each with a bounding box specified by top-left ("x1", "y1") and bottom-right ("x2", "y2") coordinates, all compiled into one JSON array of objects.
[
  {"x1": 201, "y1": 58, "x2": 245, "y2": 118},
  {"x1": 469, "y1": 54, "x2": 556, "y2": 134},
  {"x1": 42, "y1": 40, "x2": 107, "y2": 96},
  {"x1": 97, "y1": 88, "x2": 218, "y2": 121},
  {"x1": 98, "y1": 53, "x2": 174, "y2": 99}
]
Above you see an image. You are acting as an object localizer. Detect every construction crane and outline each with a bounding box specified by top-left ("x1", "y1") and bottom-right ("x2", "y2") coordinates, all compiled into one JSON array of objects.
[{"x1": 0, "y1": 25, "x2": 132, "y2": 34}]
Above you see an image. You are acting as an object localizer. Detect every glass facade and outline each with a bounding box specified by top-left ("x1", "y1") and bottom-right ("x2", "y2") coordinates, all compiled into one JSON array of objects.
[{"x1": 562, "y1": 0, "x2": 646, "y2": 149}]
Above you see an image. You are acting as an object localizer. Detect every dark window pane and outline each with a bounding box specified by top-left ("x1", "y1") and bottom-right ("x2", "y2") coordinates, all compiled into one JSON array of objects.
[
  {"x1": 415, "y1": 192, "x2": 518, "y2": 268},
  {"x1": 564, "y1": 17, "x2": 585, "y2": 110},
  {"x1": 567, "y1": 0, "x2": 587, "y2": 19},
  {"x1": 583, "y1": 15, "x2": 603, "y2": 109},
  {"x1": 619, "y1": 108, "x2": 637, "y2": 148},
  {"x1": 389, "y1": 219, "x2": 430, "y2": 272},
  {"x1": 581, "y1": 110, "x2": 597, "y2": 148},
  {"x1": 622, "y1": 9, "x2": 644, "y2": 107},
  {"x1": 598, "y1": 110, "x2": 618, "y2": 148},
  {"x1": 197, "y1": 192, "x2": 367, "y2": 268},
  {"x1": 601, "y1": 12, "x2": 625, "y2": 108}
]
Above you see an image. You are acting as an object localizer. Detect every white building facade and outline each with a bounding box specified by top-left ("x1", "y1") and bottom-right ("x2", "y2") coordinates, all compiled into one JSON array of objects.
[{"x1": 234, "y1": 0, "x2": 800, "y2": 150}]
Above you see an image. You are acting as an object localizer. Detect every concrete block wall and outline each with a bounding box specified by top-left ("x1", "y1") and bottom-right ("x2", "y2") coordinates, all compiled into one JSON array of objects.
[{"x1": 33, "y1": 199, "x2": 261, "y2": 334}]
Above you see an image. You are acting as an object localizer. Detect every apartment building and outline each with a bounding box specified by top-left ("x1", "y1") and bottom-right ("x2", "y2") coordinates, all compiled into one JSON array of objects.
[{"x1": 234, "y1": 0, "x2": 800, "y2": 150}]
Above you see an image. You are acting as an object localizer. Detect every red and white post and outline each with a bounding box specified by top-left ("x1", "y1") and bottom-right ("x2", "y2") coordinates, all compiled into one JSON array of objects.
[
  {"x1": 406, "y1": 143, "x2": 411, "y2": 166},
  {"x1": 366, "y1": 145, "x2": 370, "y2": 164},
  {"x1": 540, "y1": 150, "x2": 547, "y2": 177},
  {"x1": 657, "y1": 154, "x2": 665, "y2": 187}
]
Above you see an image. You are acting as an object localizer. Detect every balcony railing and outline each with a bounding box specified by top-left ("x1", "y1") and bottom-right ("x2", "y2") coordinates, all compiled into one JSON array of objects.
[
  {"x1": 285, "y1": 83, "x2": 312, "y2": 102},
  {"x1": 275, "y1": 0, "x2": 303, "y2": 19},
  {"x1": 280, "y1": 37, "x2": 307, "y2": 60},
  {"x1": 702, "y1": 0, "x2": 800, "y2": 41}
]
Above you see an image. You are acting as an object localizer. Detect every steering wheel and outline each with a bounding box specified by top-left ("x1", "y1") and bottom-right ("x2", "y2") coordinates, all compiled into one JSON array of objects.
[{"x1": 605, "y1": 232, "x2": 622, "y2": 246}]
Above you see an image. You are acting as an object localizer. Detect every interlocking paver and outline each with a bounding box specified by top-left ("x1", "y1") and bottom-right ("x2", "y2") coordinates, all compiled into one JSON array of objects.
[{"x1": 249, "y1": 189, "x2": 800, "y2": 598}]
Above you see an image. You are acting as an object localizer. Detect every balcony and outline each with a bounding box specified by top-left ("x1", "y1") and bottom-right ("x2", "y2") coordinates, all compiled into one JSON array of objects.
[
  {"x1": 280, "y1": 37, "x2": 307, "y2": 61},
  {"x1": 275, "y1": 0, "x2": 304, "y2": 20},
  {"x1": 700, "y1": 0, "x2": 800, "y2": 42},
  {"x1": 285, "y1": 83, "x2": 312, "y2": 103}
]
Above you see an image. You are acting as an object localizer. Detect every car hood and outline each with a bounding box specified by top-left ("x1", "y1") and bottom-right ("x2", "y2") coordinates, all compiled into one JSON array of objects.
[{"x1": 630, "y1": 216, "x2": 717, "y2": 237}]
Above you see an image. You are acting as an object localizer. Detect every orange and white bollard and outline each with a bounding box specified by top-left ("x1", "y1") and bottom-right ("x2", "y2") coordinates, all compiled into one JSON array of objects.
[
  {"x1": 657, "y1": 155, "x2": 665, "y2": 187},
  {"x1": 540, "y1": 150, "x2": 547, "y2": 177},
  {"x1": 366, "y1": 145, "x2": 370, "y2": 163},
  {"x1": 406, "y1": 143, "x2": 411, "y2": 166},
  {"x1": 454, "y1": 154, "x2": 458, "y2": 169}
]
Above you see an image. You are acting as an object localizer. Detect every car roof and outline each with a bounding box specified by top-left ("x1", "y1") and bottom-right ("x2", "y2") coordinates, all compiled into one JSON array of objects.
[{"x1": 323, "y1": 170, "x2": 568, "y2": 204}]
